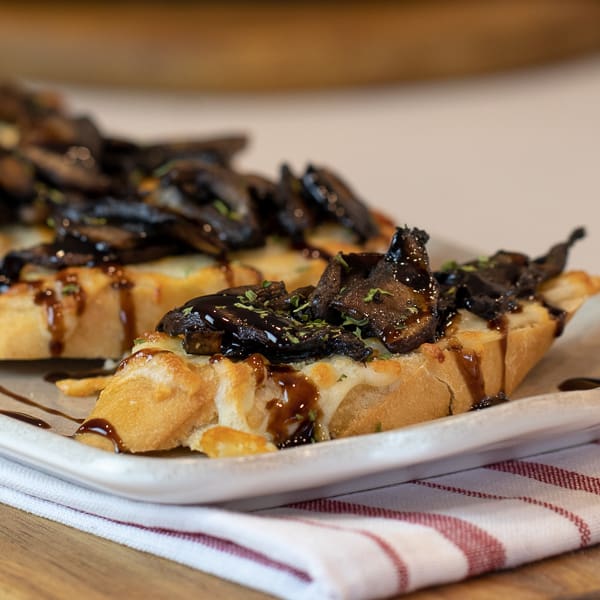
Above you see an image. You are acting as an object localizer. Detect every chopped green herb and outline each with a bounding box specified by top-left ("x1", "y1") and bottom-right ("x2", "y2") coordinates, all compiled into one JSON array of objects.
[
  {"x1": 286, "y1": 331, "x2": 300, "y2": 344},
  {"x1": 440, "y1": 260, "x2": 458, "y2": 272},
  {"x1": 337, "y1": 373, "x2": 348, "y2": 382},
  {"x1": 459, "y1": 264, "x2": 477, "y2": 272},
  {"x1": 342, "y1": 315, "x2": 369, "y2": 327},
  {"x1": 244, "y1": 289, "x2": 258, "y2": 303},
  {"x1": 234, "y1": 301, "x2": 256, "y2": 311},
  {"x1": 83, "y1": 216, "x2": 107, "y2": 226},
  {"x1": 153, "y1": 161, "x2": 176, "y2": 178},
  {"x1": 212, "y1": 199, "x2": 241, "y2": 221},
  {"x1": 48, "y1": 188, "x2": 65, "y2": 204},
  {"x1": 133, "y1": 337, "x2": 145, "y2": 345},
  {"x1": 334, "y1": 253, "x2": 350, "y2": 270},
  {"x1": 363, "y1": 287, "x2": 393, "y2": 303},
  {"x1": 292, "y1": 301, "x2": 310, "y2": 313},
  {"x1": 308, "y1": 409, "x2": 317, "y2": 422},
  {"x1": 406, "y1": 305, "x2": 419, "y2": 315},
  {"x1": 182, "y1": 306, "x2": 194, "y2": 316},
  {"x1": 61, "y1": 283, "x2": 79, "y2": 295},
  {"x1": 261, "y1": 280, "x2": 273, "y2": 288}
]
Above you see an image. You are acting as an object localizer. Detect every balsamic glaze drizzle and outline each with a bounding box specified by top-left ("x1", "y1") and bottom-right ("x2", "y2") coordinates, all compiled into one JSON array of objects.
[
  {"x1": 0, "y1": 384, "x2": 83, "y2": 424},
  {"x1": 558, "y1": 377, "x2": 600, "y2": 392},
  {"x1": 0, "y1": 410, "x2": 51, "y2": 428},
  {"x1": 76, "y1": 418, "x2": 126, "y2": 453}
]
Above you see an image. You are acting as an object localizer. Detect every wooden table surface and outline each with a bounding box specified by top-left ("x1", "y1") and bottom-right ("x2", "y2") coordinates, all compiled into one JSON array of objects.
[{"x1": 2, "y1": 501, "x2": 600, "y2": 600}]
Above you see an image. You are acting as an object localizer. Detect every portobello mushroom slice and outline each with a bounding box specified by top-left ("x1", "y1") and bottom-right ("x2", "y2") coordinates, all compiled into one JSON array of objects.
[
  {"x1": 146, "y1": 160, "x2": 264, "y2": 251},
  {"x1": 157, "y1": 281, "x2": 371, "y2": 363},
  {"x1": 435, "y1": 227, "x2": 586, "y2": 323},
  {"x1": 301, "y1": 164, "x2": 380, "y2": 242},
  {"x1": 310, "y1": 227, "x2": 439, "y2": 353}
]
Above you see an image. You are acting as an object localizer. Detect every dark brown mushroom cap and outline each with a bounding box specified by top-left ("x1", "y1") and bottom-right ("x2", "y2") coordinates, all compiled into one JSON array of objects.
[
  {"x1": 273, "y1": 163, "x2": 315, "y2": 238},
  {"x1": 154, "y1": 225, "x2": 584, "y2": 363},
  {"x1": 158, "y1": 227, "x2": 441, "y2": 361},
  {"x1": 435, "y1": 227, "x2": 586, "y2": 323},
  {"x1": 21, "y1": 146, "x2": 111, "y2": 195},
  {"x1": 147, "y1": 160, "x2": 265, "y2": 251},
  {"x1": 302, "y1": 164, "x2": 379, "y2": 242},
  {"x1": 157, "y1": 281, "x2": 371, "y2": 363},
  {"x1": 309, "y1": 227, "x2": 439, "y2": 353},
  {"x1": 99, "y1": 135, "x2": 248, "y2": 189}
]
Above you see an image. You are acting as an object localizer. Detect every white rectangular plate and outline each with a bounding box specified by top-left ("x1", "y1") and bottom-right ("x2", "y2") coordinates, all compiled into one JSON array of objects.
[{"x1": 0, "y1": 291, "x2": 599, "y2": 509}]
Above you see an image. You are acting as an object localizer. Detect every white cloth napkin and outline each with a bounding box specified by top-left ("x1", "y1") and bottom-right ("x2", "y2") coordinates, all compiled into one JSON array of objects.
[{"x1": 3, "y1": 441, "x2": 600, "y2": 600}]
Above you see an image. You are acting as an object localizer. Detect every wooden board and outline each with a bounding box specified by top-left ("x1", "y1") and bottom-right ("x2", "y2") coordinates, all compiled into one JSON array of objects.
[{"x1": 1, "y1": 1, "x2": 600, "y2": 91}]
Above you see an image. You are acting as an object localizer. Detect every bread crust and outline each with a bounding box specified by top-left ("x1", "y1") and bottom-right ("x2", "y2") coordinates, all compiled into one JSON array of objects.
[{"x1": 73, "y1": 270, "x2": 600, "y2": 456}]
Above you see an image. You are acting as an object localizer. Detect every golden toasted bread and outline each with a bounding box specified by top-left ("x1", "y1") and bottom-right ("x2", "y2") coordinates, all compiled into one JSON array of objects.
[
  {"x1": 71, "y1": 234, "x2": 600, "y2": 457},
  {"x1": 0, "y1": 219, "x2": 392, "y2": 359},
  {"x1": 1, "y1": 82, "x2": 394, "y2": 359}
]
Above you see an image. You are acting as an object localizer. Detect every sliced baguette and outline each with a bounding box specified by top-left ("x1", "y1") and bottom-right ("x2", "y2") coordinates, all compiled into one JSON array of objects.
[
  {"x1": 0, "y1": 219, "x2": 392, "y2": 359},
  {"x1": 73, "y1": 270, "x2": 600, "y2": 456}
]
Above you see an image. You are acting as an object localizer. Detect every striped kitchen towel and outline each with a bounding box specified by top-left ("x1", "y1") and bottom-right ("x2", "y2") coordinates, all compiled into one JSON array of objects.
[{"x1": 2, "y1": 441, "x2": 600, "y2": 600}]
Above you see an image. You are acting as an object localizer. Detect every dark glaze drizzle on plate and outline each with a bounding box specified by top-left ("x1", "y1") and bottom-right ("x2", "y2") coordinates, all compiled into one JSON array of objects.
[
  {"x1": 558, "y1": 378, "x2": 600, "y2": 391},
  {"x1": 76, "y1": 418, "x2": 127, "y2": 453},
  {"x1": 0, "y1": 383, "x2": 84, "y2": 424},
  {"x1": 0, "y1": 378, "x2": 126, "y2": 451},
  {"x1": 0, "y1": 410, "x2": 51, "y2": 428},
  {"x1": 43, "y1": 363, "x2": 115, "y2": 383}
]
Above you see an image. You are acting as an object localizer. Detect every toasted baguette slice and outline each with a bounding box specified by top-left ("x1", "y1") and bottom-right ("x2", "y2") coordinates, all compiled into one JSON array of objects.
[
  {"x1": 0, "y1": 218, "x2": 392, "y2": 359},
  {"x1": 72, "y1": 270, "x2": 600, "y2": 457}
]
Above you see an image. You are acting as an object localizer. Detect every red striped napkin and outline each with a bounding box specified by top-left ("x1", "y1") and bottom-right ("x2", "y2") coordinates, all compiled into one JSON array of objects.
[{"x1": 2, "y1": 440, "x2": 600, "y2": 599}]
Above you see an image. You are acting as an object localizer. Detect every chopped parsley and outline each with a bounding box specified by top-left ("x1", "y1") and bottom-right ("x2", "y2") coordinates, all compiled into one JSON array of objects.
[
  {"x1": 153, "y1": 161, "x2": 176, "y2": 178},
  {"x1": 244, "y1": 289, "x2": 258, "y2": 303},
  {"x1": 285, "y1": 331, "x2": 300, "y2": 344},
  {"x1": 440, "y1": 260, "x2": 458, "y2": 272},
  {"x1": 292, "y1": 301, "x2": 310, "y2": 313},
  {"x1": 61, "y1": 283, "x2": 80, "y2": 295},
  {"x1": 363, "y1": 287, "x2": 393, "y2": 303},
  {"x1": 212, "y1": 199, "x2": 241, "y2": 221},
  {"x1": 334, "y1": 253, "x2": 350, "y2": 271},
  {"x1": 342, "y1": 315, "x2": 369, "y2": 328}
]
